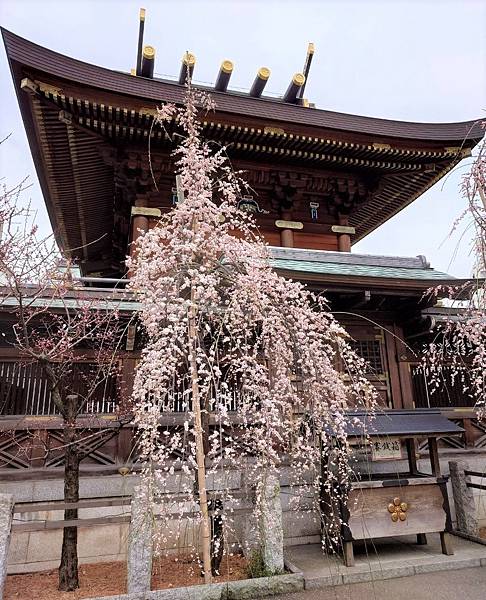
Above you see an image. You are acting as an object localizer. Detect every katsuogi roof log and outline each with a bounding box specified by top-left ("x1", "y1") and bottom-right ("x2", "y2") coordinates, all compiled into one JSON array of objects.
[
  {"x1": 249, "y1": 67, "x2": 270, "y2": 98},
  {"x1": 178, "y1": 51, "x2": 196, "y2": 84},
  {"x1": 140, "y1": 45, "x2": 155, "y2": 78},
  {"x1": 283, "y1": 73, "x2": 306, "y2": 103},
  {"x1": 214, "y1": 60, "x2": 233, "y2": 92}
]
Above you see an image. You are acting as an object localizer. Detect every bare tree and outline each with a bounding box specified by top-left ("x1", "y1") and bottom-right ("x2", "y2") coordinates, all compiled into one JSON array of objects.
[{"x1": 0, "y1": 160, "x2": 132, "y2": 591}]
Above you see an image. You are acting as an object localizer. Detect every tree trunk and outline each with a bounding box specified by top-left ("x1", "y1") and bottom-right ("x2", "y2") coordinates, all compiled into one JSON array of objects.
[
  {"x1": 188, "y1": 292, "x2": 212, "y2": 583},
  {"x1": 58, "y1": 394, "x2": 80, "y2": 591},
  {"x1": 210, "y1": 498, "x2": 224, "y2": 575}
]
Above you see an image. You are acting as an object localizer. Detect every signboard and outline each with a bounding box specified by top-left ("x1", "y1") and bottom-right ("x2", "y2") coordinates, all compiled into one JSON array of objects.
[
  {"x1": 275, "y1": 220, "x2": 304, "y2": 230},
  {"x1": 371, "y1": 437, "x2": 403, "y2": 461},
  {"x1": 331, "y1": 225, "x2": 356, "y2": 234}
]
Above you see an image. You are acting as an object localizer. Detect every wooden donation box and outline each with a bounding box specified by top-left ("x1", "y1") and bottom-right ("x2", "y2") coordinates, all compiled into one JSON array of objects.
[{"x1": 323, "y1": 410, "x2": 463, "y2": 567}]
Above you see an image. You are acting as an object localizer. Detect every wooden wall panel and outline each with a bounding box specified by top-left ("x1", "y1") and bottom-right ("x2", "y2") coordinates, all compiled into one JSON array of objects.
[{"x1": 293, "y1": 232, "x2": 338, "y2": 251}]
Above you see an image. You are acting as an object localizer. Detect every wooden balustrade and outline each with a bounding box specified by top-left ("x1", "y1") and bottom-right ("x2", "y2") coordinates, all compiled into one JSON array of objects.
[{"x1": 0, "y1": 360, "x2": 118, "y2": 416}]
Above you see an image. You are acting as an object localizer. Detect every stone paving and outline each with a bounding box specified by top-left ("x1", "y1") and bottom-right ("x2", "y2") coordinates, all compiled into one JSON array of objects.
[
  {"x1": 285, "y1": 533, "x2": 486, "y2": 588},
  {"x1": 277, "y1": 566, "x2": 486, "y2": 600}
]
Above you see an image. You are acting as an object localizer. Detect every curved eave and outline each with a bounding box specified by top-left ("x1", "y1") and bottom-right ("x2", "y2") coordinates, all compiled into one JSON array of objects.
[
  {"x1": 2, "y1": 28, "x2": 484, "y2": 143},
  {"x1": 274, "y1": 268, "x2": 465, "y2": 295}
]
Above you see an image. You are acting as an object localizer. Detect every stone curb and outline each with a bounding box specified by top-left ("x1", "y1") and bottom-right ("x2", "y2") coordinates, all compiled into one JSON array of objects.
[
  {"x1": 86, "y1": 573, "x2": 304, "y2": 600},
  {"x1": 303, "y1": 557, "x2": 484, "y2": 590}
]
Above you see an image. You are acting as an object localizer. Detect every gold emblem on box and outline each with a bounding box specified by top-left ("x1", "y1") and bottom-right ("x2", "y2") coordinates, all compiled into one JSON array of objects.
[{"x1": 387, "y1": 497, "x2": 408, "y2": 522}]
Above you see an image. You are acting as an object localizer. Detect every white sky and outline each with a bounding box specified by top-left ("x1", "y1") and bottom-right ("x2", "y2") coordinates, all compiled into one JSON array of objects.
[{"x1": 1, "y1": 0, "x2": 485, "y2": 277}]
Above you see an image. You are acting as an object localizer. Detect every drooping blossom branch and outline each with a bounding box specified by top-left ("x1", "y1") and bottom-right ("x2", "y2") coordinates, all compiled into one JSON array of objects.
[{"x1": 423, "y1": 134, "x2": 486, "y2": 417}]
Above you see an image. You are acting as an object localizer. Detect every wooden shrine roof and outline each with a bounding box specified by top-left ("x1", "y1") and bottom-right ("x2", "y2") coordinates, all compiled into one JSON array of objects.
[
  {"x1": 3, "y1": 29, "x2": 483, "y2": 142},
  {"x1": 2, "y1": 28, "x2": 484, "y2": 277}
]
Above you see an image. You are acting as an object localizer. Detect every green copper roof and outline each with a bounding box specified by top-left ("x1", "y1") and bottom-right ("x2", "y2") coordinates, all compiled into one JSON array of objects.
[{"x1": 268, "y1": 248, "x2": 454, "y2": 280}]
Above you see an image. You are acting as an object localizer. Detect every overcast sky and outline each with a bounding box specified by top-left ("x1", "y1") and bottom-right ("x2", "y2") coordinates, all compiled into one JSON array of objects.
[{"x1": 1, "y1": 0, "x2": 485, "y2": 276}]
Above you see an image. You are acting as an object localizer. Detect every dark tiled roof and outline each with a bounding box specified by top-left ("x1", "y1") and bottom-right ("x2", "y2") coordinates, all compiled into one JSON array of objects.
[
  {"x1": 2, "y1": 28, "x2": 483, "y2": 142},
  {"x1": 345, "y1": 409, "x2": 464, "y2": 437}
]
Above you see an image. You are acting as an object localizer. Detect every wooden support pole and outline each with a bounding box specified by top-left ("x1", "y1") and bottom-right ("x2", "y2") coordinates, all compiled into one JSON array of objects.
[
  {"x1": 343, "y1": 541, "x2": 355, "y2": 567},
  {"x1": 338, "y1": 232, "x2": 351, "y2": 252},
  {"x1": 280, "y1": 229, "x2": 294, "y2": 247},
  {"x1": 428, "y1": 437, "x2": 441, "y2": 476},
  {"x1": 130, "y1": 214, "x2": 149, "y2": 258},
  {"x1": 405, "y1": 438, "x2": 418, "y2": 475},
  {"x1": 393, "y1": 324, "x2": 414, "y2": 409},
  {"x1": 280, "y1": 211, "x2": 294, "y2": 247},
  {"x1": 440, "y1": 531, "x2": 454, "y2": 555},
  {"x1": 463, "y1": 418, "x2": 475, "y2": 447}
]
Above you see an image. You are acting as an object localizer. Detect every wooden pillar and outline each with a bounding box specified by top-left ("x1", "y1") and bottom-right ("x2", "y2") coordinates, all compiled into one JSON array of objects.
[
  {"x1": 116, "y1": 427, "x2": 133, "y2": 465},
  {"x1": 129, "y1": 214, "x2": 149, "y2": 258},
  {"x1": 343, "y1": 541, "x2": 355, "y2": 566},
  {"x1": 337, "y1": 214, "x2": 351, "y2": 252},
  {"x1": 463, "y1": 418, "x2": 475, "y2": 447},
  {"x1": 280, "y1": 211, "x2": 294, "y2": 248},
  {"x1": 393, "y1": 324, "x2": 414, "y2": 409},
  {"x1": 128, "y1": 207, "x2": 161, "y2": 274},
  {"x1": 428, "y1": 437, "x2": 441, "y2": 476},
  {"x1": 384, "y1": 330, "x2": 403, "y2": 408},
  {"x1": 405, "y1": 438, "x2": 418, "y2": 475},
  {"x1": 119, "y1": 357, "x2": 136, "y2": 409}
]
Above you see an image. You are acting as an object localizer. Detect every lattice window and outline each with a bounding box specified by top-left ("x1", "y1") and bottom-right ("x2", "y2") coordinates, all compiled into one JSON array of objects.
[{"x1": 349, "y1": 339, "x2": 384, "y2": 374}]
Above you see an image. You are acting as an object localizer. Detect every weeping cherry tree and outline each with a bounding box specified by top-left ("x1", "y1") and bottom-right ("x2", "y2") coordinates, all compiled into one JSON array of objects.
[{"x1": 128, "y1": 87, "x2": 377, "y2": 584}]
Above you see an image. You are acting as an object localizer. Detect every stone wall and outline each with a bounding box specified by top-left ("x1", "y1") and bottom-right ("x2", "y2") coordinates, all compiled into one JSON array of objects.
[
  {"x1": 4, "y1": 451, "x2": 483, "y2": 575},
  {"x1": 1, "y1": 469, "x2": 320, "y2": 574}
]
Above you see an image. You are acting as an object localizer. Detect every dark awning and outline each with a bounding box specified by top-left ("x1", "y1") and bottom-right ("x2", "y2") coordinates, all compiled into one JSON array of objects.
[{"x1": 344, "y1": 409, "x2": 464, "y2": 438}]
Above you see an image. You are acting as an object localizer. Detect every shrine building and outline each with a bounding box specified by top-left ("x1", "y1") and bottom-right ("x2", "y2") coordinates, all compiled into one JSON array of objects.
[{"x1": 1, "y1": 20, "x2": 485, "y2": 473}]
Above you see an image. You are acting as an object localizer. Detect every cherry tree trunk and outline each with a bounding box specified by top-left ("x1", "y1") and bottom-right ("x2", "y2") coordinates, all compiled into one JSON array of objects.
[{"x1": 58, "y1": 394, "x2": 80, "y2": 591}]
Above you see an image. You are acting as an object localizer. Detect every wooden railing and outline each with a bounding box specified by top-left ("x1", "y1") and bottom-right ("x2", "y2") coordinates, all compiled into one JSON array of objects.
[
  {"x1": 11, "y1": 496, "x2": 132, "y2": 532},
  {"x1": 411, "y1": 364, "x2": 476, "y2": 409},
  {"x1": 465, "y1": 470, "x2": 486, "y2": 492},
  {"x1": 0, "y1": 360, "x2": 118, "y2": 416}
]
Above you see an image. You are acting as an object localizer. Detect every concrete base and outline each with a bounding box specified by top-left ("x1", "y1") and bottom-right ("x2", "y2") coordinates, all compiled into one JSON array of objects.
[{"x1": 285, "y1": 533, "x2": 486, "y2": 589}]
